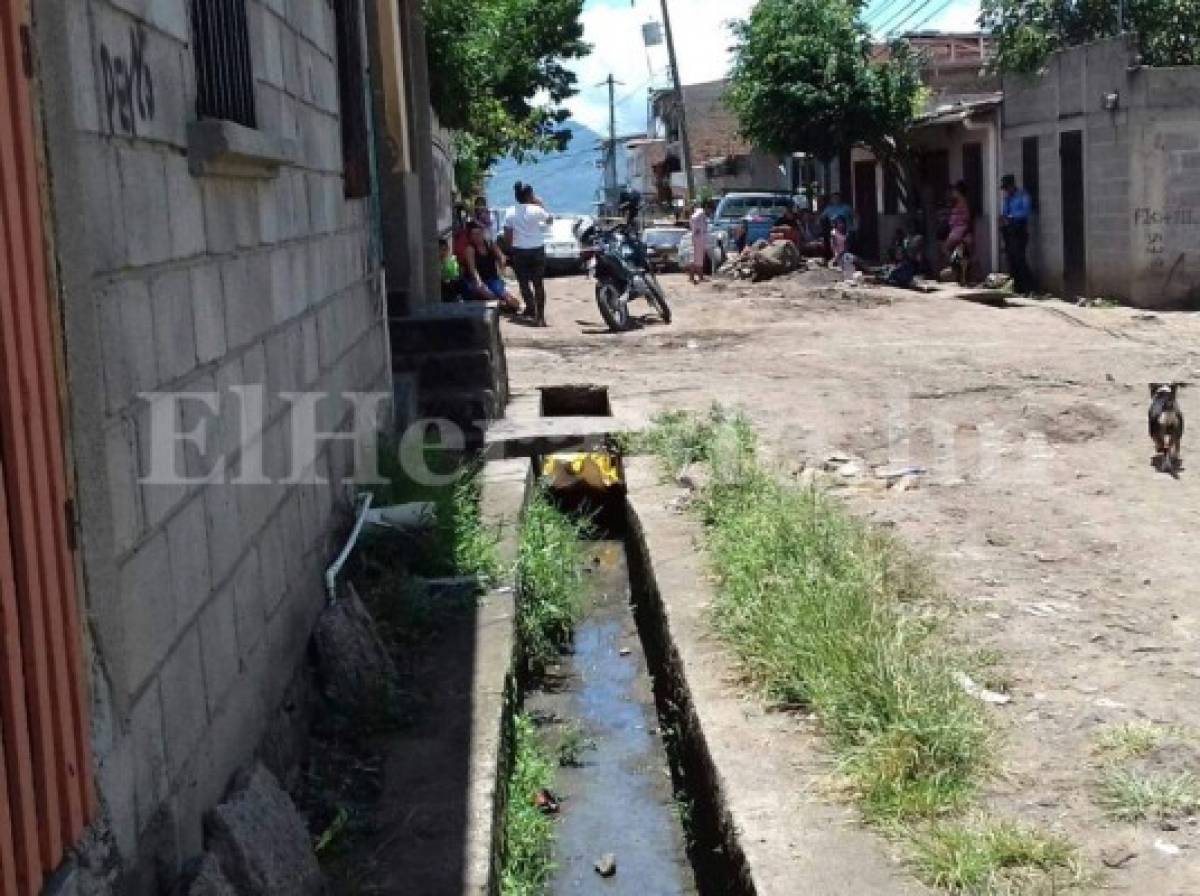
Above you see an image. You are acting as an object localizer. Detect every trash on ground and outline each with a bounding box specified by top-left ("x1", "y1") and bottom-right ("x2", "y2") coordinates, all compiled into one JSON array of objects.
[
  {"x1": 594, "y1": 852, "x2": 617, "y2": 877},
  {"x1": 956, "y1": 672, "x2": 1013, "y2": 705}
]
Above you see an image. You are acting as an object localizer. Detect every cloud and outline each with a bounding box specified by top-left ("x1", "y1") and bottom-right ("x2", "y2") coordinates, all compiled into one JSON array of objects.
[{"x1": 566, "y1": 0, "x2": 754, "y2": 136}]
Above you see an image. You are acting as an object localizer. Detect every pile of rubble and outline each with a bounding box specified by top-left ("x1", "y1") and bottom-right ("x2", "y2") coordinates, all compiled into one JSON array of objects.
[
  {"x1": 794, "y1": 453, "x2": 926, "y2": 494},
  {"x1": 717, "y1": 239, "x2": 808, "y2": 282}
]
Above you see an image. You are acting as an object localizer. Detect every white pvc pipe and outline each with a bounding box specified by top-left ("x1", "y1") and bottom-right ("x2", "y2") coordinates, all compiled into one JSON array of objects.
[{"x1": 324, "y1": 492, "x2": 374, "y2": 605}]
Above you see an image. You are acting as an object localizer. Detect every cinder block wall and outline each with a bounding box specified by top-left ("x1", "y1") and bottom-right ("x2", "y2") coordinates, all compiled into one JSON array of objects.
[
  {"x1": 1001, "y1": 35, "x2": 1200, "y2": 306},
  {"x1": 35, "y1": 0, "x2": 388, "y2": 890}
]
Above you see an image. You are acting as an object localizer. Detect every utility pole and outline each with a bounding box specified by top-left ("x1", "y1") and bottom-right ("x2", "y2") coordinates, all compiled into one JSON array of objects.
[
  {"x1": 596, "y1": 74, "x2": 623, "y2": 214},
  {"x1": 659, "y1": 0, "x2": 695, "y2": 199}
]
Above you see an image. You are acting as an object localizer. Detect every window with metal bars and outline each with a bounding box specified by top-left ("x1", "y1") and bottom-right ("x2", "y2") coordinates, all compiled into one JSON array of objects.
[
  {"x1": 191, "y1": 0, "x2": 257, "y2": 128},
  {"x1": 334, "y1": 0, "x2": 370, "y2": 198}
]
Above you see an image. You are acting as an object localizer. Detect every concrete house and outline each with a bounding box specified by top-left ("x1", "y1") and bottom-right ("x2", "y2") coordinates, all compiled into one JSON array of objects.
[
  {"x1": 635, "y1": 80, "x2": 790, "y2": 200},
  {"x1": 1000, "y1": 34, "x2": 1200, "y2": 306},
  {"x1": 0, "y1": 1, "x2": 447, "y2": 893}
]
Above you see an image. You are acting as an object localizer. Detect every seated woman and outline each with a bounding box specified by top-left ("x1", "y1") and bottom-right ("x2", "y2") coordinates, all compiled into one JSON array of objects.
[
  {"x1": 463, "y1": 222, "x2": 521, "y2": 312},
  {"x1": 796, "y1": 210, "x2": 827, "y2": 258}
]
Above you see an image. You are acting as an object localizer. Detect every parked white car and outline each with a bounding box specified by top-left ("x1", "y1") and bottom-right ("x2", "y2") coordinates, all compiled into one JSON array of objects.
[
  {"x1": 678, "y1": 228, "x2": 727, "y2": 274},
  {"x1": 544, "y1": 215, "x2": 589, "y2": 273}
]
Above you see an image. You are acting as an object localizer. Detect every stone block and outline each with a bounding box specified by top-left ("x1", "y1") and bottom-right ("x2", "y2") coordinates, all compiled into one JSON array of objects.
[
  {"x1": 232, "y1": 548, "x2": 267, "y2": 654},
  {"x1": 118, "y1": 533, "x2": 175, "y2": 691},
  {"x1": 94, "y1": 6, "x2": 188, "y2": 145},
  {"x1": 166, "y1": 153, "x2": 206, "y2": 259},
  {"x1": 78, "y1": 139, "x2": 128, "y2": 271},
  {"x1": 160, "y1": 624, "x2": 208, "y2": 776},
  {"x1": 199, "y1": 584, "x2": 240, "y2": 712},
  {"x1": 221, "y1": 254, "x2": 274, "y2": 351},
  {"x1": 135, "y1": 394, "x2": 189, "y2": 529},
  {"x1": 99, "y1": 278, "x2": 157, "y2": 413},
  {"x1": 203, "y1": 764, "x2": 323, "y2": 896},
  {"x1": 62, "y1": 0, "x2": 100, "y2": 132},
  {"x1": 172, "y1": 853, "x2": 236, "y2": 896},
  {"x1": 94, "y1": 738, "x2": 139, "y2": 859},
  {"x1": 105, "y1": 417, "x2": 144, "y2": 556},
  {"x1": 190, "y1": 264, "x2": 227, "y2": 366},
  {"x1": 129, "y1": 681, "x2": 168, "y2": 834},
  {"x1": 269, "y1": 247, "x2": 294, "y2": 326},
  {"x1": 256, "y1": 518, "x2": 287, "y2": 616},
  {"x1": 167, "y1": 495, "x2": 212, "y2": 628},
  {"x1": 151, "y1": 269, "x2": 197, "y2": 385},
  {"x1": 312, "y1": 584, "x2": 398, "y2": 714},
  {"x1": 204, "y1": 482, "x2": 243, "y2": 587},
  {"x1": 116, "y1": 147, "x2": 171, "y2": 266},
  {"x1": 203, "y1": 179, "x2": 261, "y2": 255}
]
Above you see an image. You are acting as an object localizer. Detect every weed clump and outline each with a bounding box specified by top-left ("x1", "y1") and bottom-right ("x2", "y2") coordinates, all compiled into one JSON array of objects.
[
  {"x1": 515, "y1": 490, "x2": 587, "y2": 670},
  {"x1": 500, "y1": 714, "x2": 557, "y2": 895},
  {"x1": 911, "y1": 819, "x2": 1082, "y2": 893}
]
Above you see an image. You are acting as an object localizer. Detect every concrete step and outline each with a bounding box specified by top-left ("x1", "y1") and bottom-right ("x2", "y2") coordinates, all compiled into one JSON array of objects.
[
  {"x1": 392, "y1": 349, "x2": 497, "y2": 392},
  {"x1": 419, "y1": 389, "x2": 501, "y2": 437}
]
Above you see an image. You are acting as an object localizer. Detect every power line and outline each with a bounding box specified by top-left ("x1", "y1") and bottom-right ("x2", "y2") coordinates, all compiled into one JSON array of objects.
[
  {"x1": 874, "y1": 0, "x2": 927, "y2": 35},
  {"x1": 865, "y1": 0, "x2": 909, "y2": 27},
  {"x1": 884, "y1": 0, "x2": 941, "y2": 36},
  {"x1": 906, "y1": 0, "x2": 958, "y2": 32}
]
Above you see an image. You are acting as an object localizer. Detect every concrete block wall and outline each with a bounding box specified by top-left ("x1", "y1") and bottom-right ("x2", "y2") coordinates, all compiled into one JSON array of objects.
[
  {"x1": 35, "y1": 0, "x2": 388, "y2": 890},
  {"x1": 1001, "y1": 34, "x2": 1200, "y2": 306}
]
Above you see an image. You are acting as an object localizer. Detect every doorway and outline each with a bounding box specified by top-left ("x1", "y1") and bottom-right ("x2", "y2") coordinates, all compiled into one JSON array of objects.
[
  {"x1": 1060, "y1": 130, "x2": 1086, "y2": 297},
  {"x1": 853, "y1": 160, "x2": 879, "y2": 260}
]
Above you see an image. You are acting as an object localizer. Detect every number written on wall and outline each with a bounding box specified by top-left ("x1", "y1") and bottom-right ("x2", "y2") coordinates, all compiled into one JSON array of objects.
[{"x1": 100, "y1": 25, "x2": 155, "y2": 135}]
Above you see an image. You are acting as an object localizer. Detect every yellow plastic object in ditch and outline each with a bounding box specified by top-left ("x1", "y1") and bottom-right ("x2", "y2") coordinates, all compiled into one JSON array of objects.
[{"x1": 541, "y1": 452, "x2": 624, "y2": 490}]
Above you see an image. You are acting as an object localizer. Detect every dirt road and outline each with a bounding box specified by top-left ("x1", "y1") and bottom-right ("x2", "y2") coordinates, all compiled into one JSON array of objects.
[{"x1": 502, "y1": 269, "x2": 1200, "y2": 893}]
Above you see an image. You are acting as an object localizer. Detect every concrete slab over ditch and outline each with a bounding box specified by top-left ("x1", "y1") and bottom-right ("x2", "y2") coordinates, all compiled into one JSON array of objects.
[{"x1": 624, "y1": 457, "x2": 929, "y2": 895}]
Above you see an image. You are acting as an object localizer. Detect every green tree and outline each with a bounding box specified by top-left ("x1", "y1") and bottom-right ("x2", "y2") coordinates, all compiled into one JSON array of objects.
[
  {"x1": 424, "y1": 0, "x2": 589, "y2": 194},
  {"x1": 981, "y1": 0, "x2": 1200, "y2": 72},
  {"x1": 726, "y1": 0, "x2": 923, "y2": 203}
]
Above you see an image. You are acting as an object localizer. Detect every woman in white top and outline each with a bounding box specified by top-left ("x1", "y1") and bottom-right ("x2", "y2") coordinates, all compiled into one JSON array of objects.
[
  {"x1": 689, "y1": 199, "x2": 713, "y2": 284},
  {"x1": 506, "y1": 181, "x2": 553, "y2": 326}
]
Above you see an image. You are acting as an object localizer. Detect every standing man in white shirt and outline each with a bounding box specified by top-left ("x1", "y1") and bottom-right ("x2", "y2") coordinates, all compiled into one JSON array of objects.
[{"x1": 507, "y1": 181, "x2": 553, "y2": 326}]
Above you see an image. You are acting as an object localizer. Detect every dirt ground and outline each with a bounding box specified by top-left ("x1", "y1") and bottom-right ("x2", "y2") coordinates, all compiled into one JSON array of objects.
[{"x1": 501, "y1": 268, "x2": 1200, "y2": 893}]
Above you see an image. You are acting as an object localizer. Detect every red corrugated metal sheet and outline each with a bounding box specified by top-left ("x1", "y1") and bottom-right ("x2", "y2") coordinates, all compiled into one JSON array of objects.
[{"x1": 0, "y1": 0, "x2": 95, "y2": 891}]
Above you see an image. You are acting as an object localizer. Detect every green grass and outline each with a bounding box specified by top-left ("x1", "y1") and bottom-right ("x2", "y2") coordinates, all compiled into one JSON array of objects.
[
  {"x1": 685, "y1": 439, "x2": 986, "y2": 820},
  {"x1": 1097, "y1": 767, "x2": 1200, "y2": 822},
  {"x1": 639, "y1": 407, "x2": 1086, "y2": 888},
  {"x1": 500, "y1": 714, "x2": 557, "y2": 896},
  {"x1": 556, "y1": 722, "x2": 595, "y2": 768},
  {"x1": 515, "y1": 490, "x2": 587, "y2": 670},
  {"x1": 367, "y1": 439, "x2": 500, "y2": 581},
  {"x1": 1094, "y1": 720, "x2": 1172, "y2": 761},
  {"x1": 911, "y1": 820, "x2": 1082, "y2": 894},
  {"x1": 627, "y1": 405, "x2": 757, "y2": 478}
]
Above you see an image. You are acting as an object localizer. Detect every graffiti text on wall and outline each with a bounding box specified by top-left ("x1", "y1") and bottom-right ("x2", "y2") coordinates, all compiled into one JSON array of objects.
[
  {"x1": 1133, "y1": 206, "x2": 1197, "y2": 274},
  {"x1": 100, "y1": 25, "x2": 155, "y2": 136}
]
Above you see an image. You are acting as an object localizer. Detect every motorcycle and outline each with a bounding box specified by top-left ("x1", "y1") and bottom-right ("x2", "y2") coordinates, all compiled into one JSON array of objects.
[{"x1": 579, "y1": 221, "x2": 672, "y2": 332}]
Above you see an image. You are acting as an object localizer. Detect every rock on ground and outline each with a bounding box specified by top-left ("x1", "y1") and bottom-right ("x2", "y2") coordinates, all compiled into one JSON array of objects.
[
  {"x1": 204, "y1": 764, "x2": 323, "y2": 896},
  {"x1": 312, "y1": 581, "x2": 398, "y2": 713},
  {"x1": 173, "y1": 854, "x2": 237, "y2": 896}
]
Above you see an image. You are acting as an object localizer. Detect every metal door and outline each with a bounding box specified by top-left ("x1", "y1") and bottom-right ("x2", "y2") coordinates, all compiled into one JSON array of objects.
[
  {"x1": 0, "y1": 1, "x2": 95, "y2": 892},
  {"x1": 1060, "y1": 130, "x2": 1086, "y2": 297}
]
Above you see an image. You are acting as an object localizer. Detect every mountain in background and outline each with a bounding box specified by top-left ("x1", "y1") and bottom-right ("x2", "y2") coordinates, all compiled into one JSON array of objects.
[{"x1": 485, "y1": 120, "x2": 628, "y2": 215}]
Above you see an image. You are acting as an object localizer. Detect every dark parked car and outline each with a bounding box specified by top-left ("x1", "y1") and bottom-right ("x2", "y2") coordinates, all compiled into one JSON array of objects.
[{"x1": 642, "y1": 226, "x2": 687, "y2": 272}]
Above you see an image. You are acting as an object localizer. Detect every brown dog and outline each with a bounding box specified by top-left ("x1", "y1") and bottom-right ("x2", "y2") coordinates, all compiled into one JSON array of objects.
[{"x1": 1149, "y1": 383, "x2": 1185, "y2": 473}]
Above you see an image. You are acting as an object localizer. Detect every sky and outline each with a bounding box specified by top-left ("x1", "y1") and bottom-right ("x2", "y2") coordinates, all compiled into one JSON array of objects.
[{"x1": 566, "y1": 0, "x2": 982, "y2": 136}]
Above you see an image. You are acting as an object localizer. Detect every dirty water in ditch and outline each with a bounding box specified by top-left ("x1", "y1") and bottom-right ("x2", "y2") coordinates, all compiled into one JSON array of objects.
[{"x1": 524, "y1": 530, "x2": 700, "y2": 896}]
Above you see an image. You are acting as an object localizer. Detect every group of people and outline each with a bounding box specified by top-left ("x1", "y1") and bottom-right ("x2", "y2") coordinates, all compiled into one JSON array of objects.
[{"x1": 440, "y1": 182, "x2": 554, "y2": 326}]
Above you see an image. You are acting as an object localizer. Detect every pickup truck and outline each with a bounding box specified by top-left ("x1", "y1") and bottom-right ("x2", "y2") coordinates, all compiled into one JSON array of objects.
[{"x1": 713, "y1": 192, "x2": 798, "y2": 248}]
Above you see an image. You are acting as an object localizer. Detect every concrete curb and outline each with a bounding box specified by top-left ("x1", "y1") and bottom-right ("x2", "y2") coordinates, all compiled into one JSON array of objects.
[
  {"x1": 624, "y1": 457, "x2": 929, "y2": 895},
  {"x1": 464, "y1": 459, "x2": 528, "y2": 895}
]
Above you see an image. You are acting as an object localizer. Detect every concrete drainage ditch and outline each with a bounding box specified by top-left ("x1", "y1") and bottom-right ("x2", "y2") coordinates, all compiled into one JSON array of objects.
[{"x1": 487, "y1": 385, "x2": 753, "y2": 896}]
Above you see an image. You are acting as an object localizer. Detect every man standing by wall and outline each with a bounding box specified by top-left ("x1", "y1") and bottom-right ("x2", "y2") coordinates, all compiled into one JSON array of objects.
[{"x1": 1000, "y1": 174, "x2": 1035, "y2": 295}]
